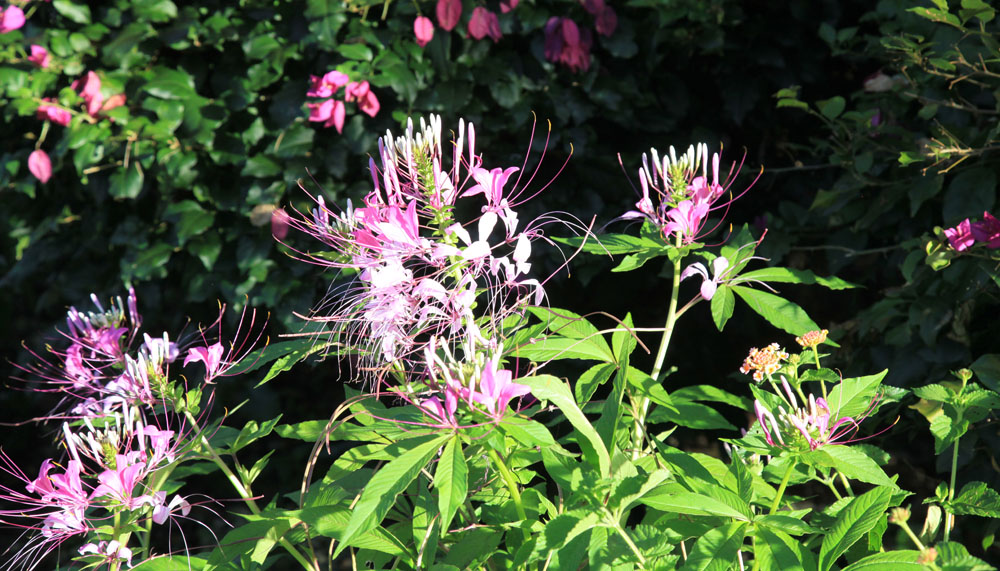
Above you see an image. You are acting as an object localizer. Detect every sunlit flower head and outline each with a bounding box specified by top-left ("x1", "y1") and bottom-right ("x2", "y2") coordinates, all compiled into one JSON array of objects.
[
  {"x1": 740, "y1": 343, "x2": 788, "y2": 382},
  {"x1": 795, "y1": 329, "x2": 829, "y2": 349}
]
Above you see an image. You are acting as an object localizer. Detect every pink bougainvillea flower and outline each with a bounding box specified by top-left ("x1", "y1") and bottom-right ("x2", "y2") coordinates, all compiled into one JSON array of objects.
[
  {"x1": 500, "y1": 0, "x2": 518, "y2": 12},
  {"x1": 28, "y1": 149, "x2": 52, "y2": 183},
  {"x1": 436, "y1": 0, "x2": 462, "y2": 31},
  {"x1": 307, "y1": 98, "x2": 346, "y2": 132},
  {"x1": 101, "y1": 93, "x2": 126, "y2": 113},
  {"x1": 414, "y1": 15, "x2": 434, "y2": 47},
  {"x1": 581, "y1": 0, "x2": 605, "y2": 15},
  {"x1": 346, "y1": 81, "x2": 379, "y2": 117},
  {"x1": 595, "y1": 5, "x2": 617, "y2": 36},
  {"x1": 71, "y1": 71, "x2": 104, "y2": 117},
  {"x1": 307, "y1": 70, "x2": 349, "y2": 98},
  {"x1": 970, "y1": 211, "x2": 1000, "y2": 249},
  {"x1": 0, "y1": 5, "x2": 24, "y2": 33},
  {"x1": 544, "y1": 17, "x2": 592, "y2": 72},
  {"x1": 37, "y1": 101, "x2": 72, "y2": 126},
  {"x1": 944, "y1": 218, "x2": 975, "y2": 252},
  {"x1": 468, "y1": 6, "x2": 501, "y2": 42},
  {"x1": 28, "y1": 44, "x2": 50, "y2": 68}
]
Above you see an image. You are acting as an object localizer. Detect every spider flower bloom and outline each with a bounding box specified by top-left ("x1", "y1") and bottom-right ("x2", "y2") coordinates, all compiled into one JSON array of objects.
[
  {"x1": 286, "y1": 114, "x2": 567, "y2": 384},
  {"x1": 755, "y1": 392, "x2": 871, "y2": 451},
  {"x1": 622, "y1": 143, "x2": 760, "y2": 244},
  {"x1": 740, "y1": 343, "x2": 788, "y2": 383}
]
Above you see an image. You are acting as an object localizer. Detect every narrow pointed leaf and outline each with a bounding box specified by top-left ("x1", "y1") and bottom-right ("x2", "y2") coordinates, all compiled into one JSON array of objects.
[
  {"x1": 679, "y1": 521, "x2": 748, "y2": 571},
  {"x1": 336, "y1": 433, "x2": 451, "y2": 557},
  {"x1": 731, "y1": 285, "x2": 820, "y2": 336},
  {"x1": 435, "y1": 437, "x2": 468, "y2": 535},
  {"x1": 519, "y1": 375, "x2": 610, "y2": 475},
  {"x1": 818, "y1": 486, "x2": 893, "y2": 571},
  {"x1": 738, "y1": 267, "x2": 858, "y2": 290}
]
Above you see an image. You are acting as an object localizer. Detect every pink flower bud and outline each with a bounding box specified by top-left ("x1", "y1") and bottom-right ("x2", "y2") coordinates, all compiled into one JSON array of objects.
[
  {"x1": 436, "y1": 0, "x2": 462, "y2": 32},
  {"x1": 500, "y1": 0, "x2": 518, "y2": 13},
  {"x1": 28, "y1": 45, "x2": 50, "y2": 68},
  {"x1": 28, "y1": 149, "x2": 52, "y2": 183},
  {"x1": 414, "y1": 15, "x2": 434, "y2": 47},
  {"x1": 0, "y1": 5, "x2": 25, "y2": 34}
]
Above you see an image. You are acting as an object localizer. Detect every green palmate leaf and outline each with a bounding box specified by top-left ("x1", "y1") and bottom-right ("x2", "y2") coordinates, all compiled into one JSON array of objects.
[
  {"x1": 678, "y1": 521, "x2": 748, "y2": 571},
  {"x1": 826, "y1": 370, "x2": 888, "y2": 418},
  {"x1": 626, "y1": 367, "x2": 676, "y2": 411},
  {"x1": 298, "y1": 505, "x2": 409, "y2": 556},
  {"x1": 946, "y1": 481, "x2": 1000, "y2": 518},
  {"x1": 226, "y1": 338, "x2": 324, "y2": 377},
  {"x1": 817, "y1": 486, "x2": 894, "y2": 571},
  {"x1": 595, "y1": 349, "x2": 627, "y2": 451},
  {"x1": 640, "y1": 489, "x2": 752, "y2": 521},
  {"x1": 554, "y1": 233, "x2": 663, "y2": 255},
  {"x1": 738, "y1": 267, "x2": 859, "y2": 290},
  {"x1": 131, "y1": 556, "x2": 209, "y2": 570},
  {"x1": 519, "y1": 375, "x2": 610, "y2": 475},
  {"x1": 434, "y1": 437, "x2": 468, "y2": 536},
  {"x1": 839, "y1": 551, "x2": 922, "y2": 570},
  {"x1": 499, "y1": 416, "x2": 558, "y2": 448},
  {"x1": 710, "y1": 285, "x2": 736, "y2": 331},
  {"x1": 755, "y1": 527, "x2": 809, "y2": 571},
  {"x1": 335, "y1": 433, "x2": 451, "y2": 558},
  {"x1": 575, "y1": 363, "x2": 615, "y2": 404},
  {"x1": 804, "y1": 446, "x2": 895, "y2": 487},
  {"x1": 611, "y1": 313, "x2": 637, "y2": 364},
  {"x1": 513, "y1": 336, "x2": 615, "y2": 363},
  {"x1": 731, "y1": 285, "x2": 820, "y2": 336},
  {"x1": 612, "y1": 249, "x2": 667, "y2": 272}
]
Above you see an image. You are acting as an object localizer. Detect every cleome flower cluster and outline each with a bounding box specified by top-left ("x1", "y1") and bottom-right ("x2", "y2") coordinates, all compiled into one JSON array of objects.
[
  {"x1": 1, "y1": 289, "x2": 259, "y2": 569},
  {"x1": 286, "y1": 114, "x2": 565, "y2": 424}
]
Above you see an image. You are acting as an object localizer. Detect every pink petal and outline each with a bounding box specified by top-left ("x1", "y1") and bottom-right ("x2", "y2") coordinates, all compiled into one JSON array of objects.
[
  {"x1": 414, "y1": 15, "x2": 434, "y2": 47},
  {"x1": 436, "y1": 0, "x2": 462, "y2": 31},
  {"x1": 0, "y1": 6, "x2": 25, "y2": 33},
  {"x1": 28, "y1": 45, "x2": 50, "y2": 68},
  {"x1": 28, "y1": 149, "x2": 52, "y2": 183}
]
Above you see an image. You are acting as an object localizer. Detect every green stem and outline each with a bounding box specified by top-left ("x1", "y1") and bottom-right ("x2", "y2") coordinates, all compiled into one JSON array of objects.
[
  {"x1": 609, "y1": 520, "x2": 647, "y2": 568},
  {"x1": 944, "y1": 435, "x2": 960, "y2": 542},
  {"x1": 811, "y1": 347, "x2": 827, "y2": 400},
  {"x1": 898, "y1": 520, "x2": 926, "y2": 551},
  {"x1": 837, "y1": 471, "x2": 855, "y2": 497},
  {"x1": 487, "y1": 449, "x2": 530, "y2": 545},
  {"x1": 769, "y1": 461, "x2": 797, "y2": 514},
  {"x1": 183, "y1": 410, "x2": 316, "y2": 570},
  {"x1": 633, "y1": 234, "x2": 684, "y2": 460}
]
